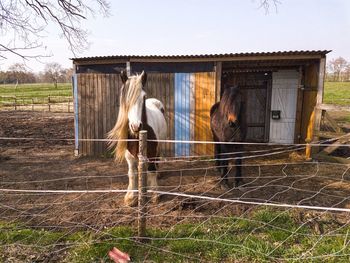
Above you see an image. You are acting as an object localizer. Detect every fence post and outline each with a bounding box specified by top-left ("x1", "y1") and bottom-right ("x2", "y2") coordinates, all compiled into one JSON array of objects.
[
  {"x1": 48, "y1": 95, "x2": 51, "y2": 112},
  {"x1": 138, "y1": 130, "x2": 148, "y2": 240}
]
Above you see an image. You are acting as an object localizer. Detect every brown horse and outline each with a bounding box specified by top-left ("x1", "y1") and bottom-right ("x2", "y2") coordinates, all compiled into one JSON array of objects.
[{"x1": 210, "y1": 86, "x2": 247, "y2": 189}]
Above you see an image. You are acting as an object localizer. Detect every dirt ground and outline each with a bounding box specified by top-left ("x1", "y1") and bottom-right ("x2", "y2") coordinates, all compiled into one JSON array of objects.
[{"x1": 1, "y1": 110, "x2": 350, "y2": 231}]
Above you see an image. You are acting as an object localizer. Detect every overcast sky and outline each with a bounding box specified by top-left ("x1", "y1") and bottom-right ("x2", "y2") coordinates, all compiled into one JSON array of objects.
[{"x1": 1, "y1": 0, "x2": 349, "y2": 72}]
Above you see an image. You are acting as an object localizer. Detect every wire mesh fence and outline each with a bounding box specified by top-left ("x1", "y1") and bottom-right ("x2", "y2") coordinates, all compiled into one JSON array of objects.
[{"x1": 1, "y1": 131, "x2": 350, "y2": 262}]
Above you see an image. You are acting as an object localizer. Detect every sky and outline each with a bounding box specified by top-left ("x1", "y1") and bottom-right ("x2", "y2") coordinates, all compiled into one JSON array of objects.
[{"x1": 1, "y1": 0, "x2": 350, "y2": 72}]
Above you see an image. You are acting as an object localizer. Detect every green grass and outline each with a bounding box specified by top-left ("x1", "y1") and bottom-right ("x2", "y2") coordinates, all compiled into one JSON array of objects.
[
  {"x1": 0, "y1": 83, "x2": 72, "y2": 106},
  {"x1": 2, "y1": 209, "x2": 350, "y2": 262},
  {"x1": 324, "y1": 82, "x2": 350, "y2": 106}
]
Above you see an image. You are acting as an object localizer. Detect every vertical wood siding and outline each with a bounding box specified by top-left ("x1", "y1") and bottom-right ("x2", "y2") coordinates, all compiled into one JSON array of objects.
[
  {"x1": 76, "y1": 73, "x2": 120, "y2": 156},
  {"x1": 76, "y1": 72, "x2": 216, "y2": 157},
  {"x1": 147, "y1": 72, "x2": 215, "y2": 157},
  {"x1": 301, "y1": 63, "x2": 318, "y2": 142},
  {"x1": 194, "y1": 72, "x2": 215, "y2": 155},
  {"x1": 175, "y1": 73, "x2": 192, "y2": 156},
  {"x1": 145, "y1": 73, "x2": 175, "y2": 156}
]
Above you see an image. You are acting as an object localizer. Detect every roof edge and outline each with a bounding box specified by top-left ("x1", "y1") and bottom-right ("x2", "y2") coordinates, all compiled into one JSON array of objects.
[{"x1": 72, "y1": 50, "x2": 332, "y2": 64}]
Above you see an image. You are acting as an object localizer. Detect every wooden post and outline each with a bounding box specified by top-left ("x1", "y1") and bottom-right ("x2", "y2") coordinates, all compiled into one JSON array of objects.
[
  {"x1": 311, "y1": 57, "x2": 326, "y2": 156},
  {"x1": 215, "y1": 61, "x2": 222, "y2": 102},
  {"x1": 126, "y1": 61, "x2": 131, "y2": 76},
  {"x1": 138, "y1": 130, "x2": 148, "y2": 240},
  {"x1": 73, "y1": 74, "x2": 79, "y2": 156},
  {"x1": 48, "y1": 95, "x2": 51, "y2": 112},
  {"x1": 294, "y1": 66, "x2": 304, "y2": 143}
]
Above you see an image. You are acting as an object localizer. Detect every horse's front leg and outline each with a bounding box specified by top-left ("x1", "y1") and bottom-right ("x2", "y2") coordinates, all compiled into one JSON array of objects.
[
  {"x1": 214, "y1": 143, "x2": 221, "y2": 169},
  {"x1": 124, "y1": 150, "x2": 138, "y2": 206},
  {"x1": 234, "y1": 156, "x2": 243, "y2": 187},
  {"x1": 219, "y1": 145, "x2": 230, "y2": 190},
  {"x1": 147, "y1": 163, "x2": 159, "y2": 203},
  {"x1": 212, "y1": 133, "x2": 221, "y2": 169}
]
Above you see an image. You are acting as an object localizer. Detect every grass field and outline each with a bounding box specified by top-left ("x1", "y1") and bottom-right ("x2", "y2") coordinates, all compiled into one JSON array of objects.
[
  {"x1": 0, "y1": 83, "x2": 72, "y2": 97},
  {"x1": 1, "y1": 208, "x2": 349, "y2": 262},
  {"x1": 0, "y1": 83, "x2": 72, "y2": 106},
  {"x1": 324, "y1": 82, "x2": 350, "y2": 105}
]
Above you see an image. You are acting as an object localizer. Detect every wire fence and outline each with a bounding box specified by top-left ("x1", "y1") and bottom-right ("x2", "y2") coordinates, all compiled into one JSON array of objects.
[
  {"x1": 0, "y1": 95, "x2": 73, "y2": 112},
  {"x1": 1, "y1": 133, "x2": 350, "y2": 262}
]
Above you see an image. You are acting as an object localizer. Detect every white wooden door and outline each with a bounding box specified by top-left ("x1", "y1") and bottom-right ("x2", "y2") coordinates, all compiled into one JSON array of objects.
[{"x1": 269, "y1": 70, "x2": 299, "y2": 144}]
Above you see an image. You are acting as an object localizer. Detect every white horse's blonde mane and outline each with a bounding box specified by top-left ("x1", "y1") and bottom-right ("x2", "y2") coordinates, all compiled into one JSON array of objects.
[{"x1": 107, "y1": 74, "x2": 144, "y2": 162}]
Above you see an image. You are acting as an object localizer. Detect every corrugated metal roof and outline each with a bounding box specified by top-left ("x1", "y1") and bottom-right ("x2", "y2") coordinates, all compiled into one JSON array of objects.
[{"x1": 72, "y1": 50, "x2": 331, "y2": 62}]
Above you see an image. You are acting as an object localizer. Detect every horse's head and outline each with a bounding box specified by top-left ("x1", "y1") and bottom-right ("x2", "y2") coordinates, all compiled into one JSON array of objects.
[
  {"x1": 120, "y1": 70, "x2": 148, "y2": 135},
  {"x1": 219, "y1": 86, "x2": 243, "y2": 141}
]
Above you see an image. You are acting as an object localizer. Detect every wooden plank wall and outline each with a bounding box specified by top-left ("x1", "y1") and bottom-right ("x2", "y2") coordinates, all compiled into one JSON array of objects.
[
  {"x1": 194, "y1": 72, "x2": 215, "y2": 155},
  {"x1": 145, "y1": 73, "x2": 175, "y2": 156},
  {"x1": 300, "y1": 63, "x2": 318, "y2": 142},
  {"x1": 77, "y1": 73, "x2": 120, "y2": 156},
  {"x1": 147, "y1": 72, "x2": 215, "y2": 157},
  {"x1": 77, "y1": 72, "x2": 216, "y2": 157},
  {"x1": 174, "y1": 73, "x2": 192, "y2": 156}
]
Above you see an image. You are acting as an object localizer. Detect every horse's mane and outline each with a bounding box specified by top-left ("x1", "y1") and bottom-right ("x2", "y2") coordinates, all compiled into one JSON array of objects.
[
  {"x1": 107, "y1": 74, "x2": 144, "y2": 162},
  {"x1": 219, "y1": 86, "x2": 241, "y2": 116}
]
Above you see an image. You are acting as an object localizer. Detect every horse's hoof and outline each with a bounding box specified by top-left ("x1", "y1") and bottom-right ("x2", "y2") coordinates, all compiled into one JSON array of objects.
[{"x1": 124, "y1": 194, "x2": 138, "y2": 207}]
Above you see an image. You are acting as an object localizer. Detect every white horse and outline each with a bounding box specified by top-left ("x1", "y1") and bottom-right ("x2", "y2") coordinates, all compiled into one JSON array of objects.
[{"x1": 108, "y1": 71, "x2": 167, "y2": 206}]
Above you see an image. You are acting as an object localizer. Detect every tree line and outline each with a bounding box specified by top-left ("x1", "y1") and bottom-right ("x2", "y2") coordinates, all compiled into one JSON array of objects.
[
  {"x1": 1, "y1": 56, "x2": 349, "y2": 85},
  {"x1": 326, "y1": 57, "x2": 350, "y2": 82},
  {"x1": 0, "y1": 63, "x2": 73, "y2": 86}
]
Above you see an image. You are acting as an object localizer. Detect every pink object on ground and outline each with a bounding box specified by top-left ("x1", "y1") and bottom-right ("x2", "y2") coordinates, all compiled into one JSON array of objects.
[{"x1": 108, "y1": 247, "x2": 131, "y2": 263}]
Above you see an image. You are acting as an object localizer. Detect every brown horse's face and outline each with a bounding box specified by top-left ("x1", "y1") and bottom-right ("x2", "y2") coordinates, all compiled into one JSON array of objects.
[{"x1": 220, "y1": 86, "x2": 243, "y2": 142}]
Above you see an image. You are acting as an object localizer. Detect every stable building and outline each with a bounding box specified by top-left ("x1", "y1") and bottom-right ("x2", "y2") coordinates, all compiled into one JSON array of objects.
[{"x1": 71, "y1": 50, "x2": 329, "y2": 156}]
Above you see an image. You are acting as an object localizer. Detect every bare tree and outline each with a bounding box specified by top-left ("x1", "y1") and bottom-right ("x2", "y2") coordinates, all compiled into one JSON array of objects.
[
  {"x1": 8, "y1": 63, "x2": 27, "y2": 73},
  {"x1": 0, "y1": 0, "x2": 110, "y2": 61},
  {"x1": 61, "y1": 68, "x2": 74, "y2": 83},
  {"x1": 327, "y1": 57, "x2": 348, "y2": 82},
  {"x1": 344, "y1": 65, "x2": 350, "y2": 82},
  {"x1": 256, "y1": 0, "x2": 281, "y2": 13},
  {"x1": 43, "y1": 62, "x2": 64, "y2": 88}
]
